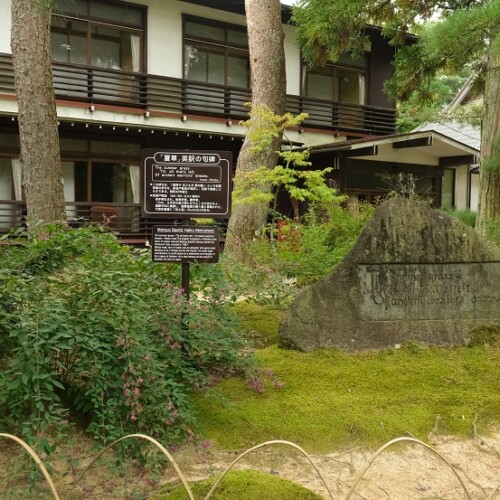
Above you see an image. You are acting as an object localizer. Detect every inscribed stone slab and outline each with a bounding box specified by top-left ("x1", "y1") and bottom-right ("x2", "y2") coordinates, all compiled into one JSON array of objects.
[{"x1": 358, "y1": 262, "x2": 500, "y2": 321}]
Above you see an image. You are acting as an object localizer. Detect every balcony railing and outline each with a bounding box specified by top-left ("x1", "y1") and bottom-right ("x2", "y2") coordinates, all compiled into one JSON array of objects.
[
  {"x1": 0, "y1": 53, "x2": 396, "y2": 136},
  {"x1": 0, "y1": 200, "x2": 224, "y2": 244}
]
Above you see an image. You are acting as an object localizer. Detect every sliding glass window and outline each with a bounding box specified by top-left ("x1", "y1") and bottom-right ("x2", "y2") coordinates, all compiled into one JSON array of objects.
[
  {"x1": 183, "y1": 17, "x2": 250, "y2": 89},
  {"x1": 51, "y1": 0, "x2": 145, "y2": 72},
  {"x1": 303, "y1": 53, "x2": 368, "y2": 105}
]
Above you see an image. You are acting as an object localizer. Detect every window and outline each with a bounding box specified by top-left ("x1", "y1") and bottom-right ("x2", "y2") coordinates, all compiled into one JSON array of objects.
[
  {"x1": 51, "y1": 0, "x2": 145, "y2": 72},
  {"x1": 0, "y1": 158, "x2": 14, "y2": 201},
  {"x1": 0, "y1": 157, "x2": 22, "y2": 202},
  {"x1": 303, "y1": 53, "x2": 368, "y2": 105},
  {"x1": 183, "y1": 17, "x2": 249, "y2": 89},
  {"x1": 73, "y1": 161, "x2": 135, "y2": 203},
  {"x1": 59, "y1": 139, "x2": 141, "y2": 204},
  {"x1": 346, "y1": 171, "x2": 435, "y2": 204}
]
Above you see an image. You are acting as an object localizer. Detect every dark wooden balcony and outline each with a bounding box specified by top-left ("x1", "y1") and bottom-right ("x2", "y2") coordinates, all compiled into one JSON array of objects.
[
  {"x1": 0, "y1": 200, "x2": 223, "y2": 244},
  {"x1": 0, "y1": 53, "x2": 396, "y2": 136}
]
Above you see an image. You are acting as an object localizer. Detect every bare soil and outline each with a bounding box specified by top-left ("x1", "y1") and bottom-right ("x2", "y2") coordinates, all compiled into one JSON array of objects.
[
  {"x1": 2, "y1": 431, "x2": 500, "y2": 498},
  {"x1": 166, "y1": 432, "x2": 500, "y2": 499}
]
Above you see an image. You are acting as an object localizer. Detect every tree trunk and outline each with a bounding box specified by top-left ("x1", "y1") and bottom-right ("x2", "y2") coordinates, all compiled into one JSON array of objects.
[
  {"x1": 11, "y1": 0, "x2": 66, "y2": 226},
  {"x1": 476, "y1": 48, "x2": 500, "y2": 239},
  {"x1": 225, "y1": 0, "x2": 286, "y2": 263}
]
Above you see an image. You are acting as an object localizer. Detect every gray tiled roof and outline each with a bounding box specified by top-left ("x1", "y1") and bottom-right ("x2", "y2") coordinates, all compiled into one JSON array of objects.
[{"x1": 414, "y1": 121, "x2": 481, "y2": 150}]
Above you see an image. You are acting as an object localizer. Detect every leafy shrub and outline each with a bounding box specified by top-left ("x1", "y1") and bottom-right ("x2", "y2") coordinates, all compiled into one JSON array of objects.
[
  {"x1": 0, "y1": 224, "x2": 252, "y2": 454},
  {"x1": 272, "y1": 200, "x2": 374, "y2": 286},
  {"x1": 220, "y1": 199, "x2": 373, "y2": 293},
  {"x1": 484, "y1": 217, "x2": 500, "y2": 247},
  {"x1": 439, "y1": 208, "x2": 476, "y2": 227}
]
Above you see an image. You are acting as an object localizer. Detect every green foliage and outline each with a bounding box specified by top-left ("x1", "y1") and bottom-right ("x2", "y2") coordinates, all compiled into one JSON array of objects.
[
  {"x1": 152, "y1": 469, "x2": 322, "y2": 499},
  {"x1": 420, "y1": 2, "x2": 500, "y2": 70},
  {"x1": 276, "y1": 200, "x2": 374, "y2": 285},
  {"x1": 229, "y1": 104, "x2": 372, "y2": 288},
  {"x1": 484, "y1": 216, "x2": 500, "y2": 247},
  {"x1": 388, "y1": 1, "x2": 499, "y2": 102},
  {"x1": 482, "y1": 134, "x2": 500, "y2": 173},
  {"x1": 221, "y1": 199, "x2": 373, "y2": 294},
  {"x1": 293, "y1": 0, "x2": 497, "y2": 103},
  {"x1": 292, "y1": 0, "x2": 383, "y2": 67},
  {"x1": 469, "y1": 323, "x2": 500, "y2": 347},
  {"x1": 195, "y1": 343, "x2": 500, "y2": 452},
  {"x1": 396, "y1": 70, "x2": 473, "y2": 132},
  {"x1": 243, "y1": 104, "x2": 308, "y2": 154},
  {"x1": 0, "y1": 225, "x2": 252, "y2": 455},
  {"x1": 439, "y1": 208, "x2": 477, "y2": 227},
  {"x1": 233, "y1": 105, "x2": 337, "y2": 218},
  {"x1": 291, "y1": 0, "x2": 482, "y2": 71}
]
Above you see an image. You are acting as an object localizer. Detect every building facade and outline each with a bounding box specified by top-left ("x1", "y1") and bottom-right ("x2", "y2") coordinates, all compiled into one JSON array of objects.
[{"x1": 0, "y1": 0, "x2": 473, "y2": 240}]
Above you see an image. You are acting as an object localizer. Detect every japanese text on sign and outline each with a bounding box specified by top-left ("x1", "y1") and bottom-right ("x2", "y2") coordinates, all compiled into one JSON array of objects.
[{"x1": 141, "y1": 149, "x2": 232, "y2": 219}]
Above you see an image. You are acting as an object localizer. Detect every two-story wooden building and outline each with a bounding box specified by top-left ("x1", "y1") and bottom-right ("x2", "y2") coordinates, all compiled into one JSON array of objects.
[{"x1": 0, "y1": 0, "x2": 478, "y2": 238}]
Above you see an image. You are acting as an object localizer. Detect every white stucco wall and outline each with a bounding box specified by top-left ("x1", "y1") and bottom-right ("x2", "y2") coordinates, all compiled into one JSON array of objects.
[
  {"x1": 0, "y1": 1, "x2": 11, "y2": 54},
  {"x1": 470, "y1": 172, "x2": 479, "y2": 212},
  {"x1": 0, "y1": 0, "x2": 333, "y2": 148},
  {"x1": 134, "y1": 0, "x2": 301, "y2": 91},
  {"x1": 454, "y1": 164, "x2": 469, "y2": 210},
  {"x1": 283, "y1": 23, "x2": 301, "y2": 96},
  {"x1": 2, "y1": 0, "x2": 300, "y2": 85}
]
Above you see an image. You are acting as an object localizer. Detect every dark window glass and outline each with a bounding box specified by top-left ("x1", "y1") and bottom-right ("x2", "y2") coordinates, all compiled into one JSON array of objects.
[
  {"x1": 74, "y1": 161, "x2": 88, "y2": 202},
  {"x1": 0, "y1": 158, "x2": 13, "y2": 201},
  {"x1": 54, "y1": 0, "x2": 87, "y2": 18},
  {"x1": 90, "y1": 1, "x2": 143, "y2": 27},
  {"x1": 184, "y1": 18, "x2": 249, "y2": 89},
  {"x1": 51, "y1": 20, "x2": 88, "y2": 65},
  {"x1": 303, "y1": 59, "x2": 367, "y2": 105},
  {"x1": 51, "y1": 0, "x2": 144, "y2": 72},
  {"x1": 185, "y1": 21, "x2": 225, "y2": 42},
  {"x1": 441, "y1": 168, "x2": 455, "y2": 209}
]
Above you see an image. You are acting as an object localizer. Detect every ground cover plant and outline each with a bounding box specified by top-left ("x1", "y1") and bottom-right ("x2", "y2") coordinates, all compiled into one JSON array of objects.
[
  {"x1": 2, "y1": 203, "x2": 499, "y2": 498},
  {"x1": 194, "y1": 329, "x2": 500, "y2": 453},
  {"x1": 222, "y1": 199, "x2": 375, "y2": 294},
  {"x1": 152, "y1": 469, "x2": 322, "y2": 499},
  {"x1": 0, "y1": 224, "x2": 253, "y2": 461}
]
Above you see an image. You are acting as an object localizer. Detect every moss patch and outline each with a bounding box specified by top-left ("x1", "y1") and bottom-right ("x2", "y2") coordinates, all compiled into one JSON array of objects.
[
  {"x1": 469, "y1": 323, "x2": 500, "y2": 347},
  {"x1": 233, "y1": 301, "x2": 283, "y2": 348},
  {"x1": 194, "y1": 345, "x2": 500, "y2": 453},
  {"x1": 152, "y1": 469, "x2": 322, "y2": 499}
]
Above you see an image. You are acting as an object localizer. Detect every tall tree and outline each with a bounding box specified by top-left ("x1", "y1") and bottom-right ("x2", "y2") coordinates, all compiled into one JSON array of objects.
[
  {"x1": 225, "y1": 0, "x2": 286, "y2": 263},
  {"x1": 293, "y1": 0, "x2": 500, "y2": 238},
  {"x1": 11, "y1": 0, "x2": 66, "y2": 225}
]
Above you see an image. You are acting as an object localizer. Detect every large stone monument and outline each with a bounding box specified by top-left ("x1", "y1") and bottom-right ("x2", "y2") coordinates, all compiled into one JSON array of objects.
[{"x1": 279, "y1": 198, "x2": 500, "y2": 352}]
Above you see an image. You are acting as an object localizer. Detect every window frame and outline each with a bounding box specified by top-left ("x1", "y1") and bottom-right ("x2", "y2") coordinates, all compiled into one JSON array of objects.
[
  {"x1": 301, "y1": 57, "x2": 369, "y2": 106},
  {"x1": 51, "y1": 0, "x2": 147, "y2": 73},
  {"x1": 182, "y1": 15, "x2": 250, "y2": 90}
]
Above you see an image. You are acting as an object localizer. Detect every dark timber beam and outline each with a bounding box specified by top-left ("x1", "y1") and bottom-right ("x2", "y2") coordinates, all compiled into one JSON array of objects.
[
  {"x1": 337, "y1": 145, "x2": 378, "y2": 158},
  {"x1": 439, "y1": 154, "x2": 478, "y2": 167},
  {"x1": 392, "y1": 136, "x2": 433, "y2": 149}
]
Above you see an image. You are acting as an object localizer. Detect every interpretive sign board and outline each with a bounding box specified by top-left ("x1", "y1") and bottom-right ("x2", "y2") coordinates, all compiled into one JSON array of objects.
[
  {"x1": 152, "y1": 225, "x2": 220, "y2": 263},
  {"x1": 141, "y1": 149, "x2": 232, "y2": 218}
]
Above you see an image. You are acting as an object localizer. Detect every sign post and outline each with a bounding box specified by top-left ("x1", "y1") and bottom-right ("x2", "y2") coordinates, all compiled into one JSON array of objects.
[{"x1": 141, "y1": 149, "x2": 232, "y2": 301}]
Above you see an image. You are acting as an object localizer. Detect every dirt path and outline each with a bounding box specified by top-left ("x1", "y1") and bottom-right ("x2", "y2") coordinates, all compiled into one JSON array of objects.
[
  {"x1": 3, "y1": 432, "x2": 500, "y2": 498},
  {"x1": 168, "y1": 433, "x2": 500, "y2": 499}
]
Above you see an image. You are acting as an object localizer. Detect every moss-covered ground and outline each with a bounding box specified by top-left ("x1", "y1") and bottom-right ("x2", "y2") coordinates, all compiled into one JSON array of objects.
[
  {"x1": 194, "y1": 302, "x2": 500, "y2": 453},
  {"x1": 232, "y1": 301, "x2": 283, "y2": 347},
  {"x1": 152, "y1": 469, "x2": 322, "y2": 499}
]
